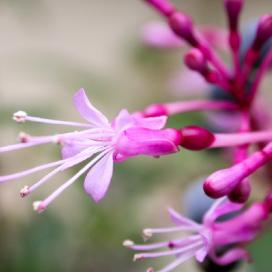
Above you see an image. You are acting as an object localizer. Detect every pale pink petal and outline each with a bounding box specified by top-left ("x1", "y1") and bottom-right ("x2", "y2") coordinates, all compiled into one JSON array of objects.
[
  {"x1": 195, "y1": 247, "x2": 208, "y2": 262},
  {"x1": 168, "y1": 208, "x2": 200, "y2": 229},
  {"x1": 200, "y1": 26, "x2": 228, "y2": 51},
  {"x1": 142, "y1": 21, "x2": 184, "y2": 49},
  {"x1": 114, "y1": 109, "x2": 134, "y2": 131},
  {"x1": 73, "y1": 88, "x2": 109, "y2": 126},
  {"x1": 135, "y1": 116, "x2": 167, "y2": 130},
  {"x1": 204, "y1": 198, "x2": 243, "y2": 227},
  {"x1": 61, "y1": 144, "x2": 84, "y2": 159},
  {"x1": 169, "y1": 69, "x2": 209, "y2": 96},
  {"x1": 83, "y1": 152, "x2": 114, "y2": 202}
]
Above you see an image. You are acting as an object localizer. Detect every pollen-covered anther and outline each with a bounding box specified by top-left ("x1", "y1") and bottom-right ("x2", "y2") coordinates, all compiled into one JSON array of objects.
[
  {"x1": 52, "y1": 135, "x2": 62, "y2": 145},
  {"x1": 142, "y1": 228, "x2": 153, "y2": 240},
  {"x1": 33, "y1": 201, "x2": 46, "y2": 213},
  {"x1": 123, "y1": 240, "x2": 135, "y2": 247},
  {"x1": 20, "y1": 186, "x2": 30, "y2": 198},
  {"x1": 133, "y1": 254, "x2": 145, "y2": 262},
  {"x1": 18, "y1": 132, "x2": 29, "y2": 143},
  {"x1": 13, "y1": 111, "x2": 27, "y2": 123}
]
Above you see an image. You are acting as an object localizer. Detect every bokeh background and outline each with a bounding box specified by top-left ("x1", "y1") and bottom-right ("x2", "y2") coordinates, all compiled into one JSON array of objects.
[{"x1": 0, "y1": 0, "x2": 272, "y2": 271}]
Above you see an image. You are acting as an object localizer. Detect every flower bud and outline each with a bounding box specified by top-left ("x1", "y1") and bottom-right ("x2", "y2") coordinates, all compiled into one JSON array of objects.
[
  {"x1": 168, "y1": 12, "x2": 198, "y2": 46},
  {"x1": 203, "y1": 164, "x2": 245, "y2": 198},
  {"x1": 224, "y1": 0, "x2": 244, "y2": 31},
  {"x1": 228, "y1": 179, "x2": 251, "y2": 203},
  {"x1": 180, "y1": 126, "x2": 215, "y2": 151},
  {"x1": 264, "y1": 192, "x2": 272, "y2": 213},
  {"x1": 184, "y1": 48, "x2": 206, "y2": 72},
  {"x1": 143, "y1": 104, "x2": 168, "y2": 117},
  {"x1": 252, "y1": 14, "x2": 272, "y2": 50},
  {"x1": 144, "y1": 0, "x2": 175, "y2": 17}
]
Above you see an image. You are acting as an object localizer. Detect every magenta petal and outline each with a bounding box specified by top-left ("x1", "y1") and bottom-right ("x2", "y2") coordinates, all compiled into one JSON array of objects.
[
  {"x1": 135, "y1": 116, "x2": 167, "y2": 130},
  {"x1": 211, "y1": 248, "x2": 250, "y2": 265},
  {"x1": 73, "y1": 89, "x2": 109, "y2": 126},
  {"x1": 83, "y1": 152, "x2": 114, "y2": 202}
]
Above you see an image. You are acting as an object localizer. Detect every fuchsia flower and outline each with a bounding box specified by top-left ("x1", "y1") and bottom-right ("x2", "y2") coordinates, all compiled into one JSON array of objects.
[
  {"x1": 124, "y1": 196, "x2": 272, "y2": 271},
  {"x1": 0, "y1": 88, "x2": 182, "y2": 212}
]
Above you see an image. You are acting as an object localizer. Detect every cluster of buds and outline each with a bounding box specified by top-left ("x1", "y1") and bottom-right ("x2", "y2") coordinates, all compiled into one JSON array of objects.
[{"x1": 0, "y1": 0, "x2": 272, "y2": 271}]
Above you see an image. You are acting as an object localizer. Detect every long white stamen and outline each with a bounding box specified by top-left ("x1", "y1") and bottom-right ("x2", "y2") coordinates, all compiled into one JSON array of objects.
[
  {"x1": 143, "y1": 226, "x2": 196, "y2": 240},
  {"x1": 133, "y1": 240, "x2": 203, "y2": 260},
  {"x1": 13, "y1": 112, "x2": 92, "y2": 128},
  {"x1": 33, "y1": 148, "x2": 114, "y2": 212},
  {"x1": 22, "y1": 146, "x2": 107, "y2": 197},
  {"x1": 0, "y1": 159, "x2": 67, "y2": 183}
]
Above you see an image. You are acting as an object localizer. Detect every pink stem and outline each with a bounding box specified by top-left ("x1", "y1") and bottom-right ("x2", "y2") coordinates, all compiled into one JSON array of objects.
[
  {"x1": 247, "y1": 49, "x2": 272, "y2": 104},
  {"x1": 212, "y1": 130, "x2": 272, "y2": 148}
]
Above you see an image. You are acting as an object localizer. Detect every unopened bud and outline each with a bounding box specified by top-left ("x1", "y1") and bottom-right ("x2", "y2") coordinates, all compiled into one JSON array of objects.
[
  {"x1": 252, "y1": 14, "x2": 272, "y2": 50},
  {"x1": 144, "y1": 104, "x2": 168, "y2": 117},
  {"x1": 184, "y1": 48, "x2": 206, "y2": 72},
  {"x1": 224, "y1": 0, "x2": 244, "y2": 31},
  {"x1": 180, "y1": 126, "x2": 215, "y2": 151},
  {"x1": 144, "y1": 0, "x2": 175, "y2": 17},
  {"x1": 228, "y1": 179, "x2": 251, "y2": 203},
  {"x1": 203, "y1": 164, "x2": 245, "y2": 198},
  {"x1": 168, "y1": 12, "x2": 197, "y2": 46},
  {"x1": 264, "y1": 192, "x2": 272, "y2": 213}
]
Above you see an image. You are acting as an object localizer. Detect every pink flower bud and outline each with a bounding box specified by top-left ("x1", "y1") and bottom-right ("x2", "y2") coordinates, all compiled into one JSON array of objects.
[
  {"x1": 184, "y1": 48, "x2": 206, "y2": 72},
  {"x1": 144, "y1": 0, "x2": 175, "y2": 17},
  {"x1": 180, "y1": 126, "x2": 215, "y2": 151},
  {"x1": 143, "y1": 104, "x2": 168, "y2": 117},
  {"x1": 168, "y1": 12, "x2": 197, "y2": 46},
  {"x1": 252, "y1": 14, "x2": 272, "y2": 50},
  {"x1": 228, "y1": 179, "x2": 251, "y2": 203},
  {"x1": 203, "y1": 164, "x2": 246, "y2": 198},
  {"x1": 224, "y1": 0, "x2": 244, "y2": 31}
]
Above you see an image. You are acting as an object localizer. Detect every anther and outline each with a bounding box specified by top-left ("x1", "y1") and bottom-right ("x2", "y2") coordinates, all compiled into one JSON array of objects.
[{"x1": 13, "y1": 111, "x2": 27, "y2": 123}]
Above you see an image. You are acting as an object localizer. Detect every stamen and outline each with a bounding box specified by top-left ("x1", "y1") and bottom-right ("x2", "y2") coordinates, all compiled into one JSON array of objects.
[
  {"x1": 19, "y1": 114, "x2": 93, "y2": 128},
  {"x1": 20, "y1": 186, "x2": 30, "y2": 197},
  {"x1": 13, "y1": 111, "x2": 27, "y2": 122},
  {"x1": 33, "y1": 201, "x2": 46, "y2": 213},
  {"x1": 0, "y1": 159, "x2": 66, "y2": 183},
  {"x1": 33, "y1": 148, "x2": 113, "y2": 212},
  {"x1": 133, "y1": 240, "x2": 203, "y2": 260},
  {"x1": 25, "y1": 146, "x2": 106, "y2": 196},
  {"x1": 143, "y1": 225, "x2": 196, "y2": 240}
]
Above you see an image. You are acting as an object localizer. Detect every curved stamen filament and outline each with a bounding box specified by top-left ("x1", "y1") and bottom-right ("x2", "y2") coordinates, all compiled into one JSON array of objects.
[{"x1": 34, "y1": 148, "x2": 114, "y2": 212}]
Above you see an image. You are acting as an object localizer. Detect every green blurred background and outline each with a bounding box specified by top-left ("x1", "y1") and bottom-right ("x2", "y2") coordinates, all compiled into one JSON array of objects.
[{"x1": 0, "y1": 0, "x2": 272, "y2": 271}]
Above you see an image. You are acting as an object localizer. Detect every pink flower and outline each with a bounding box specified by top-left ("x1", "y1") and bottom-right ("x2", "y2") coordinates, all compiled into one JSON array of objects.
[
  {"x1": 0, "y1": 89, "x2": 182, "y2": 212},
  {"x1": 124, "y1": 197, "x2": 270, "y2": 272}
]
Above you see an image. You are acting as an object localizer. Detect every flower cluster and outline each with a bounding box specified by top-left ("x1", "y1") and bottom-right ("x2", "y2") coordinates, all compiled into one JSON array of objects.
[{"x1": 0, "y1": 0, "x2": 272, "y2": 271}]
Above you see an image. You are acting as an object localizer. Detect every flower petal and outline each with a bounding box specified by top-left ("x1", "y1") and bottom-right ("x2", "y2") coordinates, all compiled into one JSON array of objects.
[
  {"x1": 168, "y1": 208, "x2": 201, "y2": 229},
  {"x1": 73, "y1": 88, "x2": 109, "y2": 127},
  {"x1": 203, "y1": 198, "x2": 243, "y2": 227},
  {"x1": 83, "y1": 152, "x2": 114, "y2": 202},
  {"x1": 135, "y1": 116, "x2": 167, "y2": 130},
  {"x1": 114, "y1": 109, "x2": 134, "y2": 131}
]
